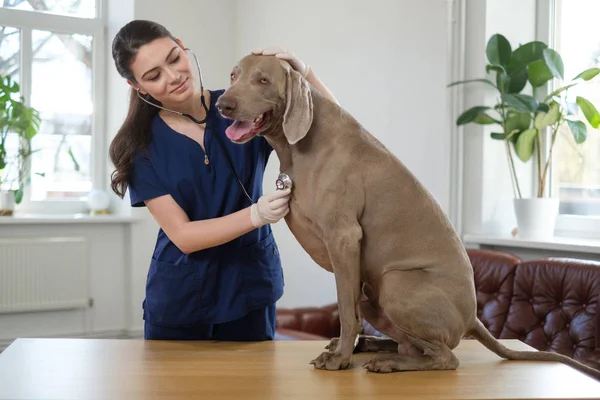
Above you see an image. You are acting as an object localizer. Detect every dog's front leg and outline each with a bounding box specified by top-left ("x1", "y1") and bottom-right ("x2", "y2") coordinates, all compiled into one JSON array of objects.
[{"x1": 310, "y1": 223, "x2": 363, "y2": 370}]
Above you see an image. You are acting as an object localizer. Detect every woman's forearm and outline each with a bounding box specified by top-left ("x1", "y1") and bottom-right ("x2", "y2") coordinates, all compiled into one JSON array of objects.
[
  {"x1": 305, "y1": 67, "x2": 339, "y2": 105},
  {"x1": 175, "y1": 206, "x2": 256, "y2": 254},
  {"x1": 146, "y1": 190, "x2": 289, "y2": 255}
]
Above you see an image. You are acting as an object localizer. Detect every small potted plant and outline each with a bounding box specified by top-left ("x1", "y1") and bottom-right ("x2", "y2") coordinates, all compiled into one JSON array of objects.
[
  {"x1": 0, "y1": 73, "x2": 41, "y2": 216},
  {"x1": 449, "y1": 34, "x2": 600, "y2": 240}
]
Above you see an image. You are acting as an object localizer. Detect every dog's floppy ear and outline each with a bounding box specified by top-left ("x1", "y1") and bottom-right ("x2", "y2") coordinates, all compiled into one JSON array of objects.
[{"x1": 283, "y1": 68, "x2": 313, "y2": 145}]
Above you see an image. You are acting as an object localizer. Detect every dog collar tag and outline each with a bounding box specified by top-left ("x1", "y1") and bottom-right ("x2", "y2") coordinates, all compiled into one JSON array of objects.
[{"x1": 276, "y1": 173, "x2": 293, "y2": 191}]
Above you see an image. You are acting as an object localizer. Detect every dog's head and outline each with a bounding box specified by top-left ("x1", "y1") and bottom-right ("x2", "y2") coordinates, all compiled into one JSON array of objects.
[{"x1": 216, "y1": 54, "x2": 313, "y2": 145}]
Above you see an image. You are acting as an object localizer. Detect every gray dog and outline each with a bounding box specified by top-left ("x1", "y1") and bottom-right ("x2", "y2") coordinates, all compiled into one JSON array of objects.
[{"x1": 215, "y1": 53, "x2": 600, "y2": 380}]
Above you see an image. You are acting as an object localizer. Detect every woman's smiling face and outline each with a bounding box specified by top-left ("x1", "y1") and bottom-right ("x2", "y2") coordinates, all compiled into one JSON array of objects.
[{"x1": 128, "y1": 37, "x2": 195, "y2": 107}]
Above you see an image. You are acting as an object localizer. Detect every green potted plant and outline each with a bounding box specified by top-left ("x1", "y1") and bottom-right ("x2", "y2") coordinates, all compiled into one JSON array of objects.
[
  {"x1": 0, "y1": 73, "x2": 41, "y2": 216},
  {"x1": 449, "y1": 34, "x2": 600, "y2": 239}
]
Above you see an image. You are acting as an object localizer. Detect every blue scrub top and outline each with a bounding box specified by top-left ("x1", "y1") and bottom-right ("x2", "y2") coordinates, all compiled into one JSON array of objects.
[{"x1": 128, "y1": 89, "x2": 284, "y2": 327}]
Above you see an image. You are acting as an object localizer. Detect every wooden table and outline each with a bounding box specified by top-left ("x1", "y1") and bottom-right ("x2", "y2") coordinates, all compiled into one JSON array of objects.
[{"x1": 0, "y1": 338, "x2": 599, "y2": 399}]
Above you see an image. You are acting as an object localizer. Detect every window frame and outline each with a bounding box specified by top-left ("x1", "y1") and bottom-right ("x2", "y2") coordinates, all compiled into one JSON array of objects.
[
  {"x1": 0, "y1": 1, "x2": 106, "y2": 215},
  {"x1": 540, "y1": 0, "x2": 600, "y2": 239},
  {"x1": 452, "y1": 0, "x2": 600, "y2": 244}
]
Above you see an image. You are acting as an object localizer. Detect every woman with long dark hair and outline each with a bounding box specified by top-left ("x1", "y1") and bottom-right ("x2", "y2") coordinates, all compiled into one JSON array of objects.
[{"x1": 109, "y1": 19, "x2": 337, "y2": 340}]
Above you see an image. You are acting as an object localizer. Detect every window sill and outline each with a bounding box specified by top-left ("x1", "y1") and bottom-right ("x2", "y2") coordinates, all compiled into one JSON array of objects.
[
  {"x1": 462, "y1": 233, "x2": 600, "y2": 255},
  {"x1": 0, "y1": 213, "x2": 137, "y2": 224}
]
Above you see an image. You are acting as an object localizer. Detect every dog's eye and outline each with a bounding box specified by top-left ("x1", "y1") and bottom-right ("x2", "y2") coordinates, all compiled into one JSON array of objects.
[{"x1": 259, "y1": 78, "x2": 269, "y2": 84}]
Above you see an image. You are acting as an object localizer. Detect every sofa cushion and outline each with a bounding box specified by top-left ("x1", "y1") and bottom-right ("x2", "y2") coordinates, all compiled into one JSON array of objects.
[
  {"x1": 276, "y1": 304, "x2": 340, "y2": 338},
  {"x1": 501, "y1": 258, "x2": 600, "y2": 367},
  {"x1": 468, "y1": 249, "x2": 520, "y2": 337}
]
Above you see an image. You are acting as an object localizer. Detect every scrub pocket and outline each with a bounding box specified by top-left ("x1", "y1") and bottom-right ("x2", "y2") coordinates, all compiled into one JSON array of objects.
[
  {"x1": 144, "y1": 258, "x2": 208, "y2": 327},
  {"x1": 239, "y1": 231, "x2": 285, "y2": 309}
]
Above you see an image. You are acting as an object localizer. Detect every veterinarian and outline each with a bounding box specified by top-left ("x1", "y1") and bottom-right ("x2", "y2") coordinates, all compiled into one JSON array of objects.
[{"x1": 108, "y1": 19, "x2": 338, "y2": 341}]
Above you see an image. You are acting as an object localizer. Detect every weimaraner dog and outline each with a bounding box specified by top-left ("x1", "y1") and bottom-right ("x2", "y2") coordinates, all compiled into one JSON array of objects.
[{"x1": 215, "y1": 54, "x2": 600, "y2": 380}]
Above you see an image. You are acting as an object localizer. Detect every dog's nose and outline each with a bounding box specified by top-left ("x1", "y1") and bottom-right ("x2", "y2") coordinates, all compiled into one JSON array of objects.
[{"x1": 216, "y1": 96, "x2": 236, "y2": 115}]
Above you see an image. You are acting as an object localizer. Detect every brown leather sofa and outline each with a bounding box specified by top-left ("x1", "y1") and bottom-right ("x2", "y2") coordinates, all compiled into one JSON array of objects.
[{"x1": 275, "y1": 249, "x2": 600, "y2": 371}]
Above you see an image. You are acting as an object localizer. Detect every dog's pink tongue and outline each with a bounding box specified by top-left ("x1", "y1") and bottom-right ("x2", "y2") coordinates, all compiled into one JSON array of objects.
[{"x1": 225, "y1": 120, "x2": 253, "y2": 140}]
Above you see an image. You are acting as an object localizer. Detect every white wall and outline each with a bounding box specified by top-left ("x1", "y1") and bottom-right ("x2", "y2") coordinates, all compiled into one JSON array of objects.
[
  {"x1": 235, "y1": 0, "x2": 452, "y2": 307},
  {"x1": 134, "y1": 1, "x2": 237, "y2": 90}
]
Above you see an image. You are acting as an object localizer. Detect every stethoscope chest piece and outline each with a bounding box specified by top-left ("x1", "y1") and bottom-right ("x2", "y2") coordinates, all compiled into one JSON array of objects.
[{"x1": 276, "y1": 173, "x2": 293, "y2": 191}]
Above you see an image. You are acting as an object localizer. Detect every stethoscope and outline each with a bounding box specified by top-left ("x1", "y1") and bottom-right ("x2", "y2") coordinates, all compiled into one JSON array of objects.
[{"x1": 136, "y1": 48, "x2": 293, "y2": 205}]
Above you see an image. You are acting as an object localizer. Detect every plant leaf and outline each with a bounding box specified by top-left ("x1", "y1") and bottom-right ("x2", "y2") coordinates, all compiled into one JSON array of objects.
[
  {"x1": 514, "y1": 128, "x2": 538, "y2": 162},
  {"x1": 490, "y1": 132, "x2": 506, "y2": 140},
  {"x1": 534, "y1": 102, "x2": 560, "y2": 130},
  {"x1": 502, "y1": 93, "x2": 538, "y2": 113},
  {"x1": 575, "y1": 96, "x2": 600, "y2": 128},
  {"x1": 542, "y1": 48, "x2": 564, "y2": 81},
  {"x1": 527, "y1": 59, "x2": 554, "y2": 87},
  {"x1": 474, "y1": 112, "x2": 499, "y2": 124},
  {"x1": 447, "y1": 78, "x2": 497, "y2": 90},
  {"x1": 505, "y1": 111, "x2": 531, "y2": 134},
  {"x1": 544, "y1": 83, "x2": 578, "y2": 102},
  {"x1": 486, "y1": 34, "x2": 512, "y2": 66},
  {"x1": 566, "y1": 119, "x2": 587, "y2": 144},
  {"x1": 496, "y1": 71, "x2": 510, "y2": 93},
  {"x1": 507, "y1": 41, "x2": 548, "y2": 74},
  {"x1": 507, "y1": 68, "x2": 528, "y2": 93},
  {"x1": 536, "y1": 103, "x2": 550, "y2": 113},
  {"x1": 488, "y1": 64, "x2": 510, "y2": 93},
  {"x1": 486, "y1": 64, "x2": 506, "y2": 74},
  {"x1": 13, "y1": 187, "x2": 23, "y2": 204},
  {"x1": 9, "y1": 81, "x2": 19, "y2": 93},
  {"x1": 456, "y1": 106, "x2": 491, "y2": 125},
  {"x1": 67, "y1": 147, "x2": 80, "y2": 172},
  {"x1": 572, "y1": 67, "x2": 600, "y2": 81}
]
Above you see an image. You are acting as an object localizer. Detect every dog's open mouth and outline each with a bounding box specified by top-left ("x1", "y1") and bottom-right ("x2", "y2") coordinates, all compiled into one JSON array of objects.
[{"x1": 225, "y1": 111, "x2": 271, "y2": 143}]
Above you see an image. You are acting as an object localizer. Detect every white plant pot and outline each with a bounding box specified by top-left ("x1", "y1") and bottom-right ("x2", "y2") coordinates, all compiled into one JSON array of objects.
[
  {"x1": 0, "y1": 190, "x2": 15, "y2": 216},
  {"x1": 513, "y1": 197, "x2": 560, "y2": 240}
]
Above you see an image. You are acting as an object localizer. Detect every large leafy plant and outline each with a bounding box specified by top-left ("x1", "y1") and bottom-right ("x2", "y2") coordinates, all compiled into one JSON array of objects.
[
  {"x1": 0, "y1": 74, "x2": 41, "y2": 203},
  {"x1": 450, "y1": 34, "x2": 600, "y2": 198}
]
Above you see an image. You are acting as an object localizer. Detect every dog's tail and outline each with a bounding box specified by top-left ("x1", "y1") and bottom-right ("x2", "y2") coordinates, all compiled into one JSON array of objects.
[{"x1": 466, "y1": 318, "x2": 600, "y2": 380}]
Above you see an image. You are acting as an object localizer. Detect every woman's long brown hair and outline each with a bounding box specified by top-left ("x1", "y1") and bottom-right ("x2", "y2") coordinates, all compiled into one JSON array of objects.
[{"x1": 109, "y1": 20, "x2": 176, "y2": 198}]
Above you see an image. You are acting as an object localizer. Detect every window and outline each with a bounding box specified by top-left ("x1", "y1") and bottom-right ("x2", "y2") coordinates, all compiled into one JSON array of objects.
[
  {"x1": 552, "y1": 0, "x2": 600, "y2": 217},
  {"x1": 0, "y1": 0, "x2": 96, "y2": 18},
  {"x1": 0, "y1": 0, "x2": 104, "y2": 213}
]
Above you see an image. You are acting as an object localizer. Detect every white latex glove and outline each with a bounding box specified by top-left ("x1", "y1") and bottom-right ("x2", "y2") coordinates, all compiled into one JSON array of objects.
[
  {"x1": 250, "y1": 188, "x2": 292, "y2": 228},
  {"x1": 252, "y1": 46, "x2": 310, "y2": 77}
]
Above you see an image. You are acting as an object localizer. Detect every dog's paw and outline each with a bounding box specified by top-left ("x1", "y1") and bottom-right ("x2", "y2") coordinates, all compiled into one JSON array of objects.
[
  {"x1": 324, "y1": 337, "x2": 339, "y2": 351},
  {"x1": 362, "y1": 356, "x2": 397, "y2": 373},
  {"x1": 310, "y1": 351, "x2": 351, "y2": 370}
]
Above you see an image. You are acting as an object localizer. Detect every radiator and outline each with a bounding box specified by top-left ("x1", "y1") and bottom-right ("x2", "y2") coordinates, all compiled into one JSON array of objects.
[{"x1": 0, "y1": 237, "x2": 89, "y2": 314}]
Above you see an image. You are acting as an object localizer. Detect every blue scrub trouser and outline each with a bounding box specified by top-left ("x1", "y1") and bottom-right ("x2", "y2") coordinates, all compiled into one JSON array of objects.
[{"x1": 143, "y1": 303, "x2": 277, "y2": 341}]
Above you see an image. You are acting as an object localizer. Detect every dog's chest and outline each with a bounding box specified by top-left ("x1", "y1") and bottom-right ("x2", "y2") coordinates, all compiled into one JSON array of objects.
[{"x1": 284, "y1": 196, "x2": 332, "y2": 272}]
